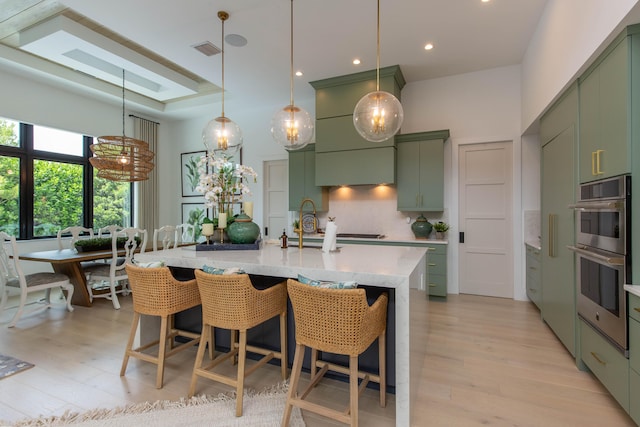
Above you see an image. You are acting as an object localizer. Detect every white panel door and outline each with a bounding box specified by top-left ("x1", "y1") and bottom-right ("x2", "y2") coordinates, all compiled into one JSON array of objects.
[
  {"x1": 459, "y1": 141, "x2": 513, "y2": 298},
  {"x1": 263, "y1": 159, "x2": 288, "y2": 240}
]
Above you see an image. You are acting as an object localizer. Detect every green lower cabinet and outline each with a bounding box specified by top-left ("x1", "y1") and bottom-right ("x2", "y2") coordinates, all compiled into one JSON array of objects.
[
  {"x1": 629, "y1": 294, "x2": 640, "y2": 424},
  {"x1": 427, "y1": 245, "x2": 447, "y2": 298},
  {"x1": 579, "y1": 319, "x2": 629, "y2": 411},
  {"x1": 630, "y1": 368, "x2": 640, "y2": 425},
  {"x1": 525, "y1": 245, "x2": 541, "y2": 309},
  {"x1": 338, "y1": 240, "x2": 447, "y2": 297}
]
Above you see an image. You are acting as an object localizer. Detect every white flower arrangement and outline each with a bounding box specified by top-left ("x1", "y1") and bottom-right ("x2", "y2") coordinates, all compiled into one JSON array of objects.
[{"x1": 195, "y1": 152, "x2": 257, "y2": 216}]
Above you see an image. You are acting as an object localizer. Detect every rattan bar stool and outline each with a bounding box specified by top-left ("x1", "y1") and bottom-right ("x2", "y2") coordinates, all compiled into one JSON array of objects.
[
  {"x1": 282, "y1": 279, "x2": 388, "y2": 427},
  {"x1": 189, "y1": 270, "x2": 288, "y2": 417},
  {"x1": 121, "y1": 264, "x2": 203, "y2": 389}
]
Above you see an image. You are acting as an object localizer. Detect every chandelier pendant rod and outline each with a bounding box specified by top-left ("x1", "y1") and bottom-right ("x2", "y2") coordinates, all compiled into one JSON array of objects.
[
  {"x1": 289, "y1": 0, "x2": 294, "y2": 107},
  {"x1": 219, "y1": 11, "x2": 227, "y2": 118},
  {"x1": 376, "y1": 0, "x2": 380, "y2": 92}
]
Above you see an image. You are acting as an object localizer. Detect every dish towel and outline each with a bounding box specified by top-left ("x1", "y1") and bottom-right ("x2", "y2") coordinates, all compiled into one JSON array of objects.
[{"x1": 322, "y1": 221, "x2": 338, "y2": 253}]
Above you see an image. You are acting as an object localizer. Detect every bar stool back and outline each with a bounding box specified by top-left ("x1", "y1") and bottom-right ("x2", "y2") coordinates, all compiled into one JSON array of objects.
[
  {"x1": 121, "y1": 264, "x2": 202, "y2": 388},
  {"x1": 190, "y1": 270, "x2": 288, "y2": 417},
  {"x1": 282, "y1": 279, "x2": 388, "y2": 427}
]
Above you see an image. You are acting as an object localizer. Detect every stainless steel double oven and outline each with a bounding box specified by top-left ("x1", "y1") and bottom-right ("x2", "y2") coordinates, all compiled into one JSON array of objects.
[{"x1": 568, "y1": 174, "x2": 631, "y2": 355}]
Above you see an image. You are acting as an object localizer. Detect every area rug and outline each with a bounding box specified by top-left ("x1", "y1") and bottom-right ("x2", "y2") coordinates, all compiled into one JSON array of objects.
[
  {"x1": 8, "y1": 382, "x2": 305, "y2": 427},
  {"x1": 0, "y1": 354, "x2": 34, "y2": 380}
]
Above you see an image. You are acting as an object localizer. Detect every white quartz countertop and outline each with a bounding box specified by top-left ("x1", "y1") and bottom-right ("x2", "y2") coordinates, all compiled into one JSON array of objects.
[
  {"x1": 525, "y1": 240, "x2": 542, "y2": 251},
  {"x1": 136, "y1": 241, "x2": 428, "y2": 289},
  {"x1": 625, "y1": 284, "x2": 640, "y2": 298}
]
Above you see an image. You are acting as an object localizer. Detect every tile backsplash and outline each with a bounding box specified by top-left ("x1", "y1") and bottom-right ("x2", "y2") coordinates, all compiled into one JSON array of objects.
[{"x1": 299, "y1": 185, "x2": 447, "y2": 239}]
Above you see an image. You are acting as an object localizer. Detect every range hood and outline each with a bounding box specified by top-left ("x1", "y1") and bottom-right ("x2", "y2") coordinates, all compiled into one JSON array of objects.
[{"x1": 310, "y1": 66, "x2": 406, "y2": 186}]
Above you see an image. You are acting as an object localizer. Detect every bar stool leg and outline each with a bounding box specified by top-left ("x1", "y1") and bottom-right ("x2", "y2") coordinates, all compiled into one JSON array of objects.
[
  {"x1": 156, "y1": 316, "x2": 169, "y2": 388},
  {"x1": 282, "y1": 342, "x2": 305, "y2": 427},
  {"x1": 280, "y1": 311, "x2": 287, "y2": 379},
  {"x1": 379, "y1": 331, "x2": 386, "y2": 407},
  {"x1": 189, "y1": 323, "x2": 210, "y2": 397},
  {"x1": 120, "y1": 312, "x2": 140, "y2": 376},
  {"x1": 236, "y1": 331, "x2": 248, "y2": 417},
  {"x1": 349, "y1": 355, "x2": 358, "y2": 427}
]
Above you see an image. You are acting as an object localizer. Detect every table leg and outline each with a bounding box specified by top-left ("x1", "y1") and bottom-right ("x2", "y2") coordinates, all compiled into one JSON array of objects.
[{"x1": 51, "y1": 262, "x2": 92, "y2": 307}]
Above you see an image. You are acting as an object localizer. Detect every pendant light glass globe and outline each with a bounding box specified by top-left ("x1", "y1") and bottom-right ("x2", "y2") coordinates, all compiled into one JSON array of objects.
[
  {"x1": 203, "y1": 115, "x2": 243, "y2": 157},
  {"x1": 271, "y1": 104, "x2": 313, "y2": 151},
  {"x1": 353, "y1": 90, "x2": 404, "y2": 142}
]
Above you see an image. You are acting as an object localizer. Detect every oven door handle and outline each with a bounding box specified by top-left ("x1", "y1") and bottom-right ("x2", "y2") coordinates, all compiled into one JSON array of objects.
[
  {"x1": 566, "y1": 245, "x2": 625, "y2": 266},
  {"x1": 568, "y1": 201, "x2": 622, "y2": 210}
]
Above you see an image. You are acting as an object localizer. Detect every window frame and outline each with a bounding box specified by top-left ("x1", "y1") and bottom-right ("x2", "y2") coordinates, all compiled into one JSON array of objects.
[{"x1": 0, "y1": 121, "x2": 133, "y2": 240}]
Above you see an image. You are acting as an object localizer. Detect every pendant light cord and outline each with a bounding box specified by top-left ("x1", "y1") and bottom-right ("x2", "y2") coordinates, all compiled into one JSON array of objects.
[
  {"x1": 221, "y1": 13, "x2": 226, "y2": 118},
  {"x1": 289, "y1": 0, "x2": 294, "y2": 106},
  {"x1": 121, "y1": 69, "x2": 126, "y2": 139},
  {"x1": 376, "y1": 0, "x2": 380, "y2": 92}
]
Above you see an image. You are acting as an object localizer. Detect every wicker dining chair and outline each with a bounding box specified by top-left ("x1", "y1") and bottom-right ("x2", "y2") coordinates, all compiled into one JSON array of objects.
[
  {"x1": 121, "y1": 264, "x2": 203, "y2": 389},
  {"x1": 282, "y1": 279, "x2": 388, "y2": 427},
  {"x1": 189, "y1": 270, "x2": 288, "y2": 417}
]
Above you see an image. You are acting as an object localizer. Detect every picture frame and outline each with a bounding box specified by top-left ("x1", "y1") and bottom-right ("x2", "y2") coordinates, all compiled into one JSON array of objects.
[
  {"x1": 181, "y1": 151, "x2": 206, "y2": 197},
  {"x1": 182, "y1": 203, "x2": 208, "y2": 241}
]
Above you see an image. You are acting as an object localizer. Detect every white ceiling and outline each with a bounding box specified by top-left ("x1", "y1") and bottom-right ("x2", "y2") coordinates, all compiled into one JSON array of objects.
[{"x1": 0, "y1": 0, "x2": 550, "y2": 119}]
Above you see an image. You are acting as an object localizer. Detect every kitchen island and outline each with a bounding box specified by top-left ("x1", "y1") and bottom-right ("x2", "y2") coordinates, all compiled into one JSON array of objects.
[{"x1": 135, "y1": 242, "x2": 427, "y2": 426}]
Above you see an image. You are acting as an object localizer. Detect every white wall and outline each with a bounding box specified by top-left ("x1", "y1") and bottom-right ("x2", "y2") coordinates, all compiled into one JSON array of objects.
[{"x1": 521, "y1": 0, "x2": 640, "y2": 132}]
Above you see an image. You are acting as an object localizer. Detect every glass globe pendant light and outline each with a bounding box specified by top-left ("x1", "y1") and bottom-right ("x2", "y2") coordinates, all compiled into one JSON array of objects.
[
  {"x1": 203, "y1": 11, "x2": 242, "y2": 157},
  {"x1": 353, "y1": 0, "x2": 403, "y2": 142},
  {"x1": 271, "y1": 0, "x2": 314, "y2": 151}
]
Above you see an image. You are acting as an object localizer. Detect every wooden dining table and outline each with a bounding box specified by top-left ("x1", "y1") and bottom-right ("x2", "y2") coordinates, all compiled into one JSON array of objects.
[{"x1": 18, "y1": 248, "x2": 121, "y2": 307}]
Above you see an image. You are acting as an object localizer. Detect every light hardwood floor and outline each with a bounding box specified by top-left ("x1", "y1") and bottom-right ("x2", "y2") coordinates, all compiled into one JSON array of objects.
[{"x1": 0, "y1": 289, "x2": 636, "y2": 426}]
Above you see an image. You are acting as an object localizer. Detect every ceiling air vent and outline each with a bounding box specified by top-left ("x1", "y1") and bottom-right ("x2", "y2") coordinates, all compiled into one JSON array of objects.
[{"x1": 192, "y1": 41, "x2": 221, "y2": 56}]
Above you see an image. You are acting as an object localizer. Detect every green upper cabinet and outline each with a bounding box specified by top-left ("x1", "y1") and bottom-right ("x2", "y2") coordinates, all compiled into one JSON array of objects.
[
  {"x1": 310, "y1": 66, "x2": 406, "y2": 186},
  {"x1": 578, "y1": 28, "x2": 637, "y2": 182},
  {"x1": 288, "y1": 144, "x2": 328, "y2": 211},
  {"x1": 311, "y1": 66, "x2": 404, "y2": 119},
  {"x1": 396, "y1": 131, "x2": 448, "y2": 212}
]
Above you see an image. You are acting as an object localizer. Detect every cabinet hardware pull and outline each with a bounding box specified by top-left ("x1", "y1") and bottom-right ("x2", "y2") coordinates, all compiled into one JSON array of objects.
[
  {"x1": 634, "y1": 307, "x2": 640, "y2": 313},
  {"x1": 596, "y1": 149, "x2": 604, "y2": 175},
  {"x1": 428, "y1": 263, "x2": 436, "y2": 266},
  {"x1": 548, "y1": 214, "x2": 556, "y2": 258},
  {"x1": 529, "y1": 266, "x2": 537, "y2": 271},
  {"x1": 427, "y1": 247, "x2": 436, "y2": 251},
  {"x1": 421, "y1": 194, "x2": 424, "y2": 206},
  {"x1": 415, "y1": 194, "x2": 419, "y2": 207},
  {"x1": 428, "y1": 283, "x2": 436, "y2": 287},
  {"x1": 591, "y1": 151, "x2": 597, "y2": 176},
  {"x1": 528, "y1": 288, "x2": 537, "y2": 293},
  {"x1": 590, "y1": 351, "x2": 607, "y2": 366}
]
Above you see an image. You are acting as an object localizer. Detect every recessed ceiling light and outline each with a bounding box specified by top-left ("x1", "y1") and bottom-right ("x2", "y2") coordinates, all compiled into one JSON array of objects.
[
  {"x1": 424, "y1": 43, "x2": 434, "y2": 50},
  {"x1": 353, "y1": 58, "x2": 361, "y2": 65},
  {"x1": 295, "y1": 70, "x2": 303, "y2": 77},
  {"x1": 481, "y1": 0, "x2": 490, "y2": 3}
]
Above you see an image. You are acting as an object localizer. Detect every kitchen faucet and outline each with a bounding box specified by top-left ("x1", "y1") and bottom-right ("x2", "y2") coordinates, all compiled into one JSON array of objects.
[{"x1": 297, "y1": 198, "x2": 316, "y2": 249}]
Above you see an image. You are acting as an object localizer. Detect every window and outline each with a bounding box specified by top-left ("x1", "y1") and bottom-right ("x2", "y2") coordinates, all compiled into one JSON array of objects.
[{"x1": 0, "y1": 118, "x2": 132, "y2": 239}]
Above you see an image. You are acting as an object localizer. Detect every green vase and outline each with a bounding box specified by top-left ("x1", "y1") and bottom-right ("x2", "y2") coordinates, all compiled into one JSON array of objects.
[
  {"x1": 227, "y1": 213, "x2": 260, "y2": 244},
  {"x1": 411, "y1": 214, "x2": 432, "y2": 239}
]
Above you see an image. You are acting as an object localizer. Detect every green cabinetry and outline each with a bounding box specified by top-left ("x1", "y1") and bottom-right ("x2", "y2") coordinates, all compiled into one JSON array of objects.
[
  {"x1": 540, "y1": 83, "x2": 577, "y2": 357},
  {"x1": 288, "y1": 144, "x2": 328, "y2": 211},
  {"x1": 579, "y1": 319, "x2": 629, "y2": 411},
  {"x1": 525, "y1": 244, "x2": 541, "y2": 309},
  {"x1": 396, "y1": 131, "x2": 448, "y2": 212},
  {"x1": 629, "y1": 292, "x2": 640, "y2": 425},
  {"x1": 331, "y1": 239, "x2": 447, "y2": 298},
  {"x1": 426, "y1": 244, "x2": 447, "y2": 298},
  {"x1": 310, "y1": 66, "x2": 405, "y2": 186},
  {"x1": 578, "y1": 33, "x2": 632, "y2": 182}
]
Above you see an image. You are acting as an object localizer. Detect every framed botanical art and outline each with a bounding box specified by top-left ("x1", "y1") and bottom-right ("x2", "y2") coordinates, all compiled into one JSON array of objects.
[
  {"x1": 181, "y1": 151, "x2": 206, "y2": 197},
  {"x1": 181, "y1": 203, "x2": 208, "y2": 240}
]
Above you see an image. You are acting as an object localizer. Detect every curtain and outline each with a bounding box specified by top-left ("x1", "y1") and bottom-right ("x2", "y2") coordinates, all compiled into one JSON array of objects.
[{"x1": 132, "y1": 116, "x2": 159, "y2": 234}]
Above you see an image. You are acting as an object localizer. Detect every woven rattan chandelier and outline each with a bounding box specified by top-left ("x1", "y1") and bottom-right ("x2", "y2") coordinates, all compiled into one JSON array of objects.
[{"x1": 90, "y1": 69, "x2": 155, "y2": 182}]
